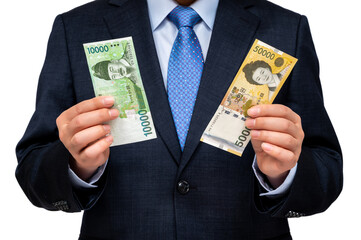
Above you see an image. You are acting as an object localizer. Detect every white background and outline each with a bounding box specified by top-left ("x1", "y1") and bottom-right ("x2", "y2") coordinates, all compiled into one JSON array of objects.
[{"x1": 1, "y1": 0, "x2": 360, "y2": 239}]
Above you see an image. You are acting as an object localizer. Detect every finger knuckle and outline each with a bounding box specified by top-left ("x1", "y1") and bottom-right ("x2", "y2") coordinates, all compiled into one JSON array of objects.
[
  {"x1": 279, "y1": 106, "x2": 288, "y2": 116},
  {"x1": 290, "y1": 158, "x2": 297, "y2": 168},
  {"x1": 76, "y1": 156, "x2": 89, "y2": 166},
  {"x1": 74, "y1": 104, "x2": 84, "y2": 115},
  {"x1": 284, "y1": 156, "x2": 297, "y2": 170},
  {"x1": 73, "y1": 116, "x2": 84, "y2": 129},
  {"x1": 288, "y1": 151, "x2": 297, "y2": 162},
  {"x1": 94, "y1": 156, "x2": 107, "y2": 167},
  {"x1": 82, "y1": 148, "x2": 96, "y2": 160},
  {"x1": 56, "y1": 116, "x2": 62, "y2": 127},
  {"x1": 283, "y1": 120, "x2": 293, "y2": 132},
  {"x1": 58, "y1": 125, "x2": 69, "y2": 142},
  {"x1": 300, "y1": 129, "x2": 305, "y2": 140},
  {"x1": 71, "y1": 134, "x2": 82, "y2": 147},
  {"x1": 286, "y1": 136, "x2": 295, "y2": 147},
  {"x1": 58, "y1": 131, "x2": 65, "y2": 142}
]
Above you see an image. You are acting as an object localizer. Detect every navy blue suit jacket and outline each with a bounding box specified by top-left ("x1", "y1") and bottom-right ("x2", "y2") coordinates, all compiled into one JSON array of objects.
[{"x1": 16, "y1": 0, "x2": 343, "y2": 239}]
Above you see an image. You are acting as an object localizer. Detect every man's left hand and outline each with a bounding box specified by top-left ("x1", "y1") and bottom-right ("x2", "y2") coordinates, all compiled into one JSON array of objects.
[{"x1": 245, "y1": 104, "x2": 304, "y2": 189}]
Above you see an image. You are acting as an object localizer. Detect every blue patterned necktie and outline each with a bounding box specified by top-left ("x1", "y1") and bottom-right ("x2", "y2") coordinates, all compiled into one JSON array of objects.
[{"x1": 167, "y1": 6, "x2": 204, "y2": 150}]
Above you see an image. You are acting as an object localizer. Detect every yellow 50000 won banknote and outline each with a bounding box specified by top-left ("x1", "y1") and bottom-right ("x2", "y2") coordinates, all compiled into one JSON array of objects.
[{"x1": 201, "y1": 39, "x2": 297, "y2": 156}]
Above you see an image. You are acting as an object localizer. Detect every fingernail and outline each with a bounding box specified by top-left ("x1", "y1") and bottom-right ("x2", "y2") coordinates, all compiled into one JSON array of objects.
[
  {"x1": 262, "y1": 142, "x2": 273, "y2": 152},
  {"x1": 103, "y1": 97, "x2": 114, "y2": 106},
  {"x1": 246, "y1": 119, "x2": 255, "y2": 128},
  {"x1": 109, "y1": 109, "x2": 119, "y2": 117},
  {"x1": 105, "y1": 135, "x2": 113, "y2": 143},
  {"x1": 103, "y1": 125, "x2": 111, "y2": 132},
  {"x1": 247, "y1": 107, "x2": 259, "y2": 117}
]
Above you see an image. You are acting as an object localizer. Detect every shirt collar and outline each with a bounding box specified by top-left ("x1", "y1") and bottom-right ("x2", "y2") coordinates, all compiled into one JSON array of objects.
[{"x1": 147, "y1": 0, "x2": 219, "y2": 31}]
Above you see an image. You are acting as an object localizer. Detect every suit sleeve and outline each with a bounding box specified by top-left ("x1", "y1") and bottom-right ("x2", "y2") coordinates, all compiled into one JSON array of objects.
[
  {"x1": 15, "y1": 15, "x2": 107, "y2": 212},
  {"x1": 254, "y1": 16, "x2": 343, "y2": 218}
]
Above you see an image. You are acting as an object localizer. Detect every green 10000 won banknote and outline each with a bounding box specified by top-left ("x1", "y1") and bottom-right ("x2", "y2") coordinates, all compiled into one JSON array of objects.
[
  {"x1": 201, "y1": 39, "x2": 297, "y2": 156},
  {"x1": 84, "y1": 37, "x2": 157, "y2": 146}
]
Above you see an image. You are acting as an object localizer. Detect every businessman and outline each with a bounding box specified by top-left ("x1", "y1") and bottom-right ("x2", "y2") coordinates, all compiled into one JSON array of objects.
[{"x1": 16, "y1": 0, "x2": 343, "y2": 239}]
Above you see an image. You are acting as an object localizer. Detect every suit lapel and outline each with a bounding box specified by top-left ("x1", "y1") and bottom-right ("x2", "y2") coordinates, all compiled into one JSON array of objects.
[
  {"x1": 104, "y1": 0, "x2": 182, "y2": 164},
  {"x1": 178, "y1": 0, "x2": 261, "y2": 172},
  {"x1": 103, "y1": 0, "x2": 260, "y2": 169}
]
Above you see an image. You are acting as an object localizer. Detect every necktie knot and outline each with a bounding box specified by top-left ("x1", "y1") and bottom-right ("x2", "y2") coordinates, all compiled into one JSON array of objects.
[{"x1": 168, "y1": 6, "x2": 201, "y2": 29}]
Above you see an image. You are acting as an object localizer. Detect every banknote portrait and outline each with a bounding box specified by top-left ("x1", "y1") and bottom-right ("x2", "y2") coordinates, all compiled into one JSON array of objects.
[
  {"x1": 92, "y1": 58, "x2": 136, "y2": 82},
  {"x1": 243, "y1": 60, "x2": 281, "y2": 100}
]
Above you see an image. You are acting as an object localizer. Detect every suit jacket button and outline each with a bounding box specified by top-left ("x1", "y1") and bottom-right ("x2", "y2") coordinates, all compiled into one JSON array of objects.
[{"x1": 177, "y1": 180, "x2": 190, "y2": 195}]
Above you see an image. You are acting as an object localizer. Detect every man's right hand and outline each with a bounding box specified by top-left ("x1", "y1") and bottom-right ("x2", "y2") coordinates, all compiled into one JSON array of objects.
[{"x1": 56, "y1": 96, "x2": 119, "y2": 181}]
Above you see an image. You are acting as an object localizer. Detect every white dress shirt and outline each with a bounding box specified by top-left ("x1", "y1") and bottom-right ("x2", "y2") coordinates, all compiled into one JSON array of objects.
[{"x1": 69, "y1": 0, "x2": 297, "y2": 197}]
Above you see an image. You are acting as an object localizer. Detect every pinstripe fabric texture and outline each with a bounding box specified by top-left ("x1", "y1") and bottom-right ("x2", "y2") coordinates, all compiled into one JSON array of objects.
[{"x1": 167, "y1": 6, "x2": 204, "y2": 150}]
